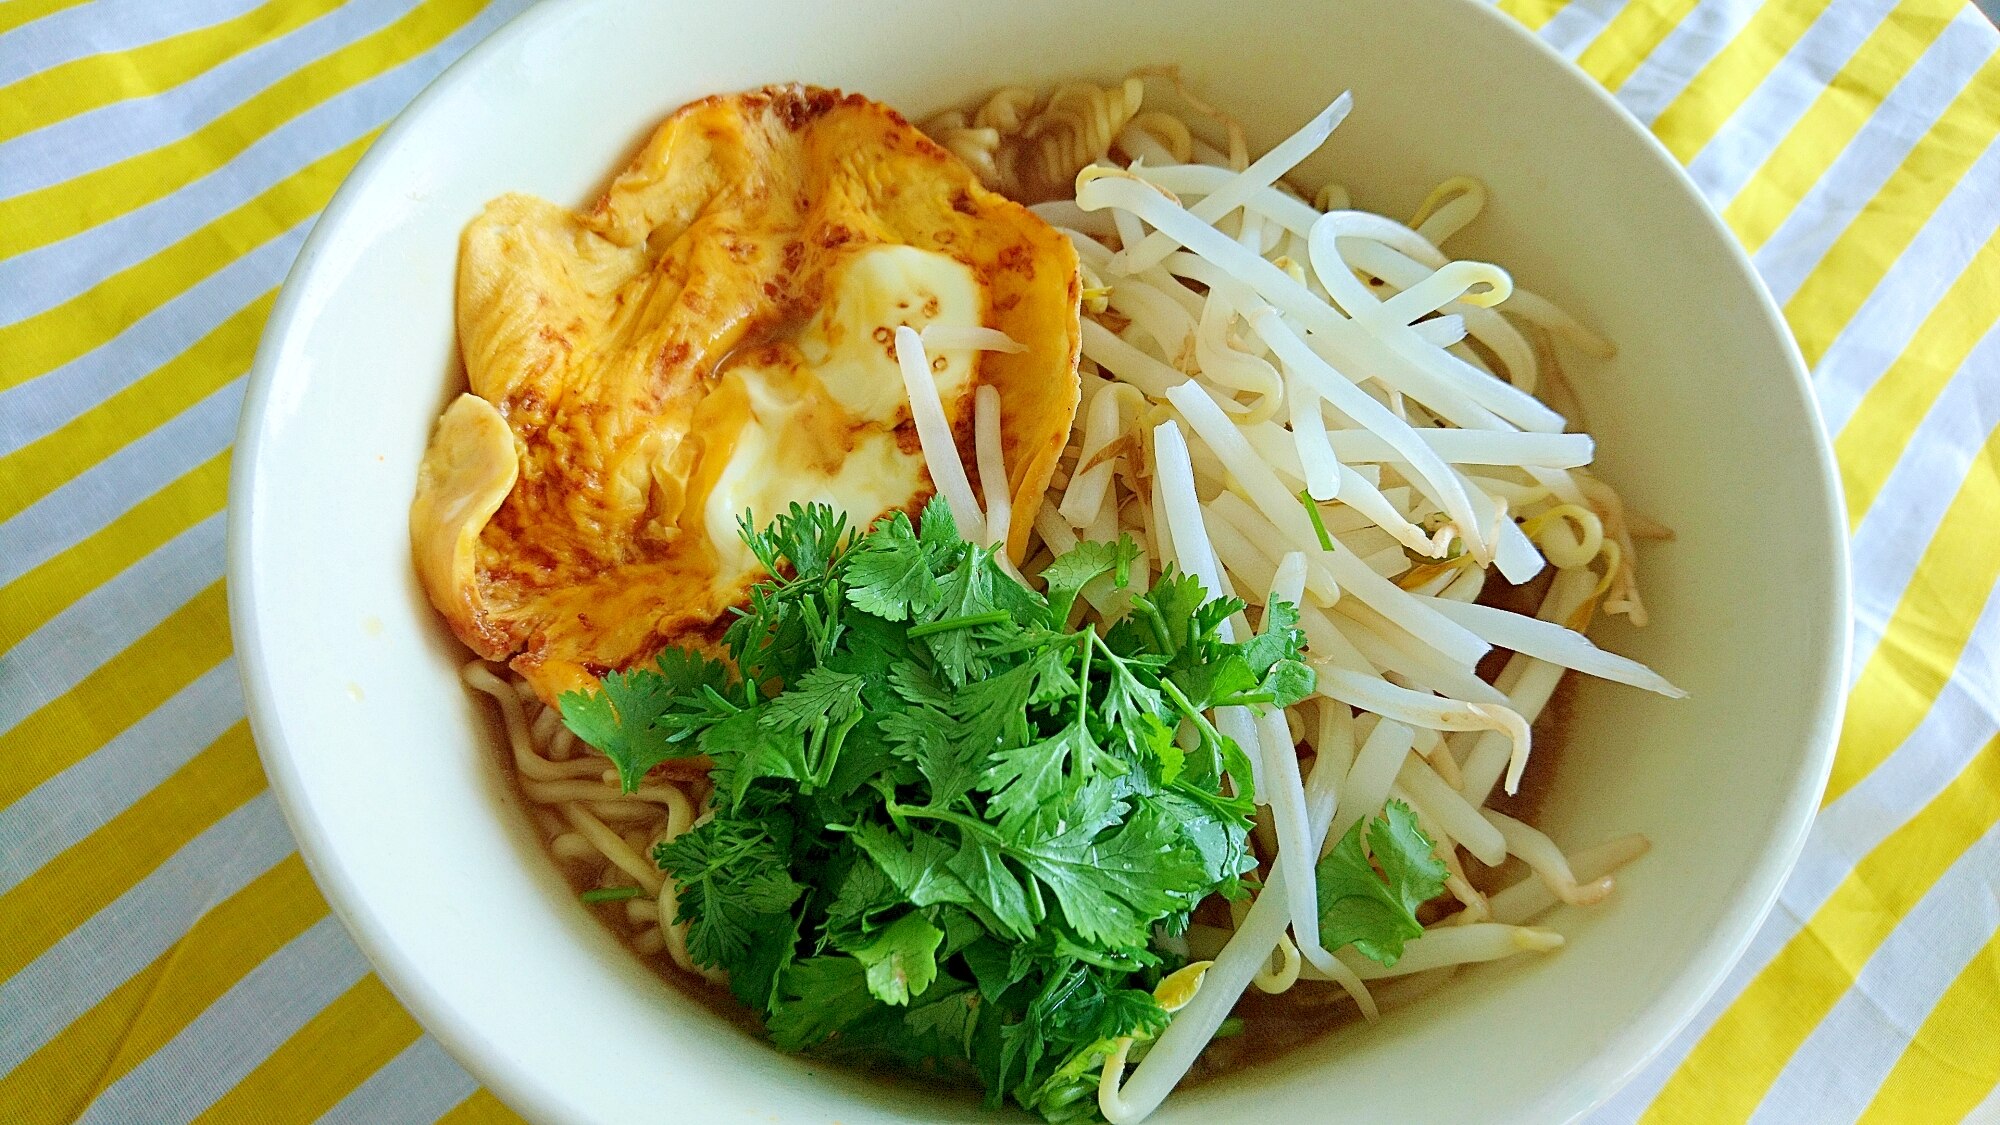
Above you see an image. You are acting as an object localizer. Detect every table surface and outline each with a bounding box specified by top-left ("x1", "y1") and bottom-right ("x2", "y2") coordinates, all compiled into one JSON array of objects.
[{"x1": 3, "y1": 1, "x2": 1999, "y2": 1122}]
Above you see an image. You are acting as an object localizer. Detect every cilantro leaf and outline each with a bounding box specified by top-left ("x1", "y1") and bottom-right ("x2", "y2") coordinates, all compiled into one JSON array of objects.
[
  {"x1": 915, "y1": 494, "x2": 964, "y2": 566},
  {"x1": 1040, "y1": 536, "x2": 1139, "y2": 625},
  {"x1": 847, "y1": 912, "x2": 945, "y2": 1005},
  {"x1": 921, "y1": 548, "x2": 1006, "y2": 685},
  {"x1": 1112, "y1": 570, "x2": 1203, "y2": 657},
  {"x1": 844, "y1": 511, "x2": 941, "y2": 621},
  {"x1": 557, "y1": 650, "x2": 735, "y2": 792},
  {"x1": 1157, "y1": 789, "x2": 1256, "y2": 899},
  {"x1": 1316, "y1": 800, "x2": 1449, "y2": 966},
  {"x1": 961, "y1": 937, "x2": 1026, "y2": 1003},
  {"x1": 823, "y1": 853, "x2": 904, "y2": 942},
  {"x1": 1173, "y1": 652, "x2": 1259, "y2": 711},
  {"x1": 1240, "y1": 598, "x2": 1304, "y2": 677},
  {"x1": 768, "y1": 956, "x2": 877, "y2": 1051},
  {"x1": 1137, "y1": 710, "x2": 1184, "y2": 786},
  {"x1": 979, "y1": 723, "x2": 1094, "y2": 840},
  {"x1": 874, "y1": 981, "x2": 981, "y2": 1066},
  {"x1": 848, "y1": 824, "x2": 975, "y2": 910},
  {"x1": 759, "y1": 667, "x2": 865, "y2": 732},
  {"x1": 822, "y1": 609, "x2": 910, "y2": 684},
  {"x1": 886, "y1": 661, "x2": 951, "y2": 707},
  {"x1": 1259, "y1": 657, "x2": 1316, "y2": 708},
  {"x1": 880, "y1": 707, "x2": 982, "y2": 807},
  {"x1": 657, "y1": 814, "x2": 802, "y2": 972},
  {"x1": 740, "y1": 501, "x2": 851, "y2": 579},
  {"x1": 1011, "y1": 800, "x2": 1207, "y2": 950},
  {"x1": 701, "y1": 708, "x2": 809, "y2": 807},
  {"x1": 757, "y1": 667, "x2": 866, "y2": 787},
  {"x1": 946, "y1": 834, "x2": 1042, "y2": 942},
  {"x1": 952, "y1": 659, "x2": 1044, "y2": 755},
  {"x1": 1088, "y1": 636, "x2": 1169, "y2": 767}
]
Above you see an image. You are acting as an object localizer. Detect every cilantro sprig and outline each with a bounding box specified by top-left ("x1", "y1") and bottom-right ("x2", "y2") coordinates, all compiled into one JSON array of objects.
[
  {"x1": 1316, "y1": 799, "x2": 1450, "y2": 966},
  {"x1": 554, "y1": 500, "x2": 1425, "y2": 1120}
]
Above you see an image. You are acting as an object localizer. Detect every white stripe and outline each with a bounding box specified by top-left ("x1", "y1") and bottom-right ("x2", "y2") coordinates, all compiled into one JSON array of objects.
[
  {"x1": 0, "y1": 512, "x2": 223, "y2": 736},
  {"x1": 76, "y1": 913, "x2": 370, "y2": 1125},
  {"x1": 0, "y1": 377, "x2": 240, "y2": 587},
  {"x1": 1615, "y1": 0, "x2": 1766, "y2": 128},
  {"x1": 0, "y1": 793, "x2": 292, "y2": 1078},
  {"x1": 1588, "y1": 581, "x2": 2000, "y2": 1120},
  {"x1": 1811, "y1": 112, "x2": 2000, "y2": 430},
  {"x1": 1684, "y1": 0, "x2": 1899, "y2": 201},
  {"x1": 1753, "y1": 825, "x2": 2000, "y2": 1124},
  {"x1": 1539, "y1": 0, "x2": 1625, "y2": 60},
  {"x1": 0, "y1": 0, "x2": 262, "y2": 86},
  {"x1": 1843, "y1": 324, "x2": 2000, "y2": 692},
  {"x1": 315, "y1": 1035, "x2": 479, "y2": 1125},
  {"x1": 0, "y1": 660, "x2": 241, "y2": 896},
  {"x1": 0, "y1": 0, "x2": 408, "y2": 198},
  {"x1": 0, "y1": 228, "x2": 294, "y2": 456},
  {"x1": 0, "y1": 0, "x2": 527, "y2": 324},
  {"x1": 1754, "y1": 77, "x2": 2000, "y2": 309}
]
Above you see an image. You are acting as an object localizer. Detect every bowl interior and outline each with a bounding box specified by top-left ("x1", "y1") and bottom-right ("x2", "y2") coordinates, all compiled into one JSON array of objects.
[{"x1": 230, "y1": 0, "x2": 1846, "y2": 1121}]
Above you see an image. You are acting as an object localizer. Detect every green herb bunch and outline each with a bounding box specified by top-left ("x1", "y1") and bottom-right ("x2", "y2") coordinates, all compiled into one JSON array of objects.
[{"x1": 556, "y1": 498, "x2": 1315, "y2": 1117}]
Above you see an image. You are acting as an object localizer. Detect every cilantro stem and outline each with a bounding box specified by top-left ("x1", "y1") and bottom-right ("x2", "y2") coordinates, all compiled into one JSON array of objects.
[
  {"x1": 1129, "y1": 597, "x2": 1173, "y2": 652},
  {"x1": 1299, "y1": 489, "x2": 1336, "y2": 551},
  {"x1": 802, "y1": 596, "x2": 826, "y2": 649},
  {"x1": 891, "y1": 801, "x2": 1008, "y2": 845},
  {"x1": 581, "y1": 886, "x2": 641, "y2": 903},
  {"x1": 1159, "y1": 677, "x2": 1228, "y2": 749},
  {"x1": 1075, "y1": 631, "x2": 1092, "y2": 726},
  {"x1": 699, "y1": 684, "x2": 739, "y2": 715},
  {"x1": 907, "y1": 610, "x2": 1012, "y2": 639},
  {"x1": 812, "y1": 710, "x2": 864, "y2": 788}
]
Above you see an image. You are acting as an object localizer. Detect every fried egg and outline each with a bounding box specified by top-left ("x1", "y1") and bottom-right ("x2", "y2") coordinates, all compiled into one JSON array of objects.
[{"x1": 411, "y1": 85, "x2": 1082, "y2": 701}]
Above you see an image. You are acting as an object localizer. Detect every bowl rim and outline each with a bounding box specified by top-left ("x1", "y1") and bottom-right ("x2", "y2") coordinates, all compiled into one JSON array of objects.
[{"x1": 226, "y1": 0, "x2": 1852, "y2": 1119}]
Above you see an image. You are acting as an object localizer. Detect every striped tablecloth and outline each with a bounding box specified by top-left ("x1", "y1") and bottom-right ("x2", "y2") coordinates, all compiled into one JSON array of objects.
[{"x1": 3, "y1": 0, "x2": 1997, "y2": 1121}]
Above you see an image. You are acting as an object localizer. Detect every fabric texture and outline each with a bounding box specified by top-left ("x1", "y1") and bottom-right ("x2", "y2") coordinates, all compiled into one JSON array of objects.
[{"x1": 1, "y1": 0, "x2": 1996, "y2": 1121}]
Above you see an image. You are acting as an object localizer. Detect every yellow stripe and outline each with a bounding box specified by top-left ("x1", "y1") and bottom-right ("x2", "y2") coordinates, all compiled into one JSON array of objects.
[
  {"x1": 440, "y1": 1089, "x2": 530, "y2": 1125},
  {"x1": 0, "y1": 0, "x2": 485, "y2": 260},
  {"x1": 0, "y1": 856, "x2": 325, "y2": 1125},
  {"x1": 0, "y1": 451, "x2": 230, "y2": 654},
  {"x1": 1642, "y1": 731, "x2": 2000, "y2": 1122},
  {"x1": 0, "y1": 0, "x2": 90, "y2": 38},
  {"x1": 0, "y1": 0, "x2": 344, "y2": 143},
  {"x1": 1834, "y1": 229, "x2": 2000, "y2": 524},
  {"x1": 1826, "y1": 426, "x2": 2000, "y2": 807},
  {"x1": 0, "y1": 580, "x2": 232, "y2": 811},
  {"x1": 1784, "y1": 55, "x2": 2000, "y2": 367},
  {"x1": 1575, "y1": 0, "x2": 1704, "y2": 94},
  {"x1": 192, "y1": 974, "x2": 424, "y2": 1125},
  {"x1": 1497, "y1": 0, "x2": 1570, "y2": 34},
  {"x1": 0, "y1": 298, "x2": 265, "y2": 524},
  {"x1": 1648, "y1": 0, "x2": 1837, "y2": 164},
  {"x1": 1859, "y1": 928, "x2": 2000, "y2": 1123},
  {"x1": 1722, "y1": 0, "x2": 1961, "y2": 255},
  {"x1": 0, "y1": 132, "x2": 369, "y2": 392},
  {"x1": 0, "y1": 721, "x2": 261, "y2": 984}
]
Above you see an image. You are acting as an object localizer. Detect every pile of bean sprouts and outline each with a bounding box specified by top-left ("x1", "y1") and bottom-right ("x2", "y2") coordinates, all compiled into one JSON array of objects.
[
  {"x1": 911, "y1": 76, "x2": 1683, "y2": 1123},
  {"x1": 461, "y1": 73, "x2": 1683, "y2": 1125}
]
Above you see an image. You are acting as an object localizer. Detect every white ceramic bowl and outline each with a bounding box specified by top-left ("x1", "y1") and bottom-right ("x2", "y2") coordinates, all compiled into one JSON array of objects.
[{"x1": 228, "y1": 0, "x2": 1849, "y2": 1120}]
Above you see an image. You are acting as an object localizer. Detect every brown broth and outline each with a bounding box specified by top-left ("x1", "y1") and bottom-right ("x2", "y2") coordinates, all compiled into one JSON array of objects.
[{"x1": 477, "y1": 694, "x2": 760, "y2": 1037}]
